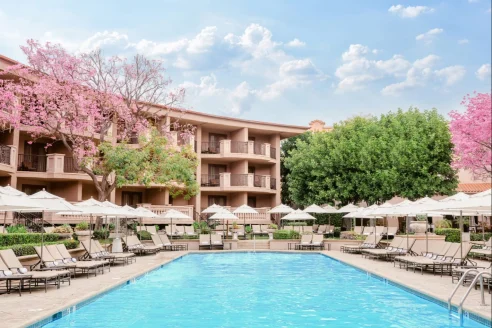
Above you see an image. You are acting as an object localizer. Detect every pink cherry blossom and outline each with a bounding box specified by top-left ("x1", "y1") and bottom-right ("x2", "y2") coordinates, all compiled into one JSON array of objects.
[{"x1": 449, "y1": 92, "x2": 492, "y2": 179}]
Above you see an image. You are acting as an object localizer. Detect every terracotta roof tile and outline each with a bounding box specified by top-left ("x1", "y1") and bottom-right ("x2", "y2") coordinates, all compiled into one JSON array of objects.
[{"x1": 457, "y1": 183, "x2": 492, "y2": 194}]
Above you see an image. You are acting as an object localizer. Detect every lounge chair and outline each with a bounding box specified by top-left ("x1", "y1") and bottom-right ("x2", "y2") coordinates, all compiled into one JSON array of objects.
[
  {"x1": 326, "y1": 225, "x2": 335, "y2": 236},
  {"x1": 354, "y1": 226, "x2": 364, "y2": 235},
  {"x1": 386, "y1": 227, "x2": 398, "y2": 237},
  {"x1": 363, "y1": 237, "x2": 403, "y2": 259},
  {"x1": 0, "y1": 249, "x2": 70, "y2": 292},
  {"x1": 158, "y1": 234, "x2": 188, "y2": 251},
  {"x1": 81, "y1": 240, "x2": 135, "y2": 265},
  {"x1": 310, "y1": 234, "x2": 325, "y2": 250},
  {"x1": 252, "y1": 225, "x2": 261, "y2": 235},
  {"x1": 184, "y1": 225, "x2": 197, "y2": 237},
  {"x1": 303, "y1": 226, "x2": 314, "y2": 234},
  {"x1": 43, "y1": 226, "x2": 54, "y2": 234},
  {"x1": 146, "y1": 226, "x2": 158, "y2": 235},
  {"x1": 295, "y1": 234, "x2": 313, "y2": 250},
  {"x1": 165, "y1": 225, "x2": 173, "y2": 236},
  {"x1": 452, "y1": 264, "x2": 492, "y2": 284},
  {"x1": 293, "y1": 226, "x2": 302, "y2": 233},
  {"x1": 175, "y1": 226, "x2": 185, "y2": 237},
  {"x1": 316, "y1": 225, "x2": 326, "y2": 234},
  {"x1": 0, "y1": 256, "x2": 33, "y2": 296},
  {"x1": 211, "y1": 234, "x2": 224, "y2": 249},
  {"x1": 375, "y1": 226, "x2": 387, "y2": 236},
  {"x1": 364, "y1": 238, "x2": 416, "y2": 261},
  {"x1": 124, "y1": 236, "x2": 160, "y2": 255},
  {"x1": 363, "y1": 226, "x2": 375, "y2": 235},
  {"x1": 470, "y1": 238, "x2": 492, "y2": 260},
  {"x1": 284, "y1": 225, "x2": 293, "y2": 231},
  {"x1": 340, "y1": 235, "x2": 383, "y2": 254},
  {"x1": 199, "y1": 234, "x2": 211, "y2": 250},
  {"x1": 0, "y1": 225, "x2": 5, "y2": 234},
  {"x1": 260, "y1": 225, "x2": 269, "y2": 234},
  {"x1": 405, "y1": 242, "x2": 472, "y2": 275},
  {"x1": 39, "y1": 245, "x2": 109, "y2": 278}
]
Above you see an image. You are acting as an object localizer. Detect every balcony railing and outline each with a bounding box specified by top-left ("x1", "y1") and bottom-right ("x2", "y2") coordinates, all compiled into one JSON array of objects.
[
  {"x1": 231, "y1": 174, "x2": 248, "y2": 186},
  {"x1": 201, "y1": 174, "x2": 220, "y2": 187},
  {"x1": 17, "y1": 154, "x2": 47, "y2": 172},
  {"x1": 270, "y1": 177, "x2": 277, "y2": 190},
  {"x1": 201, "y1": 141, "x2": 221, "y2": 154},
  {"x1": 254, "y1": 175, "x2": 267, "y2": 188},
  {"x1": 231, "y1": 141, "x2": 248, "y2": 154},
  {"x1": 0, "y1": 145, "x2": 11, "y2": 165},
  {"x1": 270, "y1": 147, "x2": 276, "y2": 159},
  {"x1": 63, "y1": 157, "x2": 79, "y2": 173},
  {"x1": 253, "y1": 143, "x2": 266, "y2": 155}
]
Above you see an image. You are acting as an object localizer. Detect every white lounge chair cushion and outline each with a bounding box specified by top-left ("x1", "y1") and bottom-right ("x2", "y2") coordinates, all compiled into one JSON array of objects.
[
  {"x1": 19, "y1": 267, "x2": 28, "y2": 274},
  {"x1": 2, "y1": 270, "x2": 13, "y2": 276}
]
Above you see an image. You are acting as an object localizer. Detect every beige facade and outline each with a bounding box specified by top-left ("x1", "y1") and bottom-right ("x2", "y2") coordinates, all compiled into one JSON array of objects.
[{"x1": 0, "y1": 53, "x2": 309, "y2": 223}]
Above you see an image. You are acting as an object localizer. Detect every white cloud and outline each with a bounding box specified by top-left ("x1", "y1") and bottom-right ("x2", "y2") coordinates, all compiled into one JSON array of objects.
[
  {"x1": 388, "y1": 4, "x2": 434, "y2": 18},
  {"x1": 458, "y1": 39, "x2": 469, "y2": 45},
  {"x1": 230, "y1": 82, "x2": 255, "y2": 115},
  {"x1": 476, "y1": 64, "x2": 491, "y2": 81},
  {"x1": 341, "y1": 44, "x2": 370, "y2": 61},
  {"x1": 286, "y1": 38, "x2": 305, "y2": 47},
  {"x1": 416, "y1": 28, "x2": 443, "y2": 44},
  {"x1": 131, "y1": 38, "x2": 188, "y2": 56},
  {"x1": 180, "y1": 74, "x2": 223, "y2": 96},
  {"x1": 434, "y1": 66, "x2": 466, "y2": 86},
  {"x1": 187, "y1": 26, "x2": 217, "y2": 54},
  {"x1": 224, "y1": 23, "x2": 283, "y2": 60},
  {"x1": 78, "y1": 31, "x2": 129, "y2": 53}
]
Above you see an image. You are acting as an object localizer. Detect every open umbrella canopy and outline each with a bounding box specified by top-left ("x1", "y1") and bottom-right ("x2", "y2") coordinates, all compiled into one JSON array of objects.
[
  {"x1": 0, "y1": 193, "x2": 45, "y2": 211},
  {"x1": 303, "y1": 204, "x2": 330, "y2": 214},
  {"x1": 321, "y1": 204, "x2": 339, "y2": 213},
  {"x1": 0, "y1": 185, "x2": 27, "y2": 197},
  {"x1": 439, "y1": 192, "x2": 470, "y2": 202},
  {"x1": 161, "y1": 209, "x2": 192, "y2": 220},
  {"x1": 132, "y1": 207, "x2": 157, "y2": 218},
  {"x1": 210, "y1": 208, "x2": 238, "y2": 220},
  {"x1": 336, "y1": 204, "x2": 360, "y2": 213},
  {"x1": 343, "y1": 208, "x2": 365, "y2": 218},
  {"x1": 202, "y1": 203, "x2": 224, "y2": 214},
  {"x1": 233, "y1": 204, "x2": 259, "y2": 214},
  {"x1": 282, "y1": 209, "x2": 316, "y2": 221},
  {"x1": 430, "y1": 195, "x2": 492, "y2": 213},
  {"x1": 371, "y1": 201, "x2": 397, "y2": 216},
  {"x1": 27, "y1": 189, "x2": 80, "y2": 212},
  {"x1": 268, "y1": 204, "x2": 294, "y2": 214},
  {"x1": 470, "y1": 189, "x2": 491, "y2": 198}
]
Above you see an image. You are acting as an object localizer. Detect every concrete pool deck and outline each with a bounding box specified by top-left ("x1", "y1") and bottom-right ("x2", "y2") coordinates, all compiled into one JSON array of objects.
[{"x1": 1, "y1": 250, "x2": 490, "y2": 327}]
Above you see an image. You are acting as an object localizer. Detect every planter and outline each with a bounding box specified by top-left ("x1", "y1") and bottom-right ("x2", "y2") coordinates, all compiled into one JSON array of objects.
[
  {"x1": 75, "y1": 230, "x2": 92, "y2": 242},
  {"x1": 231, "y1": 228, "x2": 240, "y2": 240},
  {"x1": 409, "y1": 221, "x2": 428, "y2": 234},
  {"x1": 266, "y1": 229, "x2": 276, "y2": 240}
]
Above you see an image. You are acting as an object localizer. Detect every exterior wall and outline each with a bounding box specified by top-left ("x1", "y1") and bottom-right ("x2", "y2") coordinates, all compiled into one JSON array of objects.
[
  {"x1": 230, "y1": 127, "x2": 248, "y2": 142},
  {"x1": 50, "y1": 181, "x2": 81, "y2": 202}
]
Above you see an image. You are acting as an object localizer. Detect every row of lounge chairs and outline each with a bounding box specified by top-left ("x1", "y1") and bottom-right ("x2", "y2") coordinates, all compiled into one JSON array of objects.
[
  {"x1": 353, "y1": 226, "x2": 397, "y2": 236},
  {"x1": 165, "y1": 225, "x2": 197, "y2": 237},
  {"x1": 294, "y1": 234, "x2": 325, "y2": 250},
  {"x1": 340, "y1": 235, "x2": 383, "y2": 254},
  {"x1": 469, "y1": 237, "x2": 492, "y2": 260},
  {"x1": 81, "y1": 240, "x2": 136, "y2": 265},
  {"x1": 283, "y1": 225, "x2": 314, "y2": 233},
  {"x1": 314, "y1": 225, "x2": 335, "y2": 235},
  {"x1": 199, "y1": 234, "x2": 224, "y2": 250},
  {"x1": 215, "y1": 225, "x2": 245, "y2": 238},
  {"x1": 362, "y1": 237, "x2": 415, "y2": 260}
]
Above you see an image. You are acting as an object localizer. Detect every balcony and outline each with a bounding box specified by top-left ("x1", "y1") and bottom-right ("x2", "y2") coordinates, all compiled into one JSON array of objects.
[
  {"x1": 17, "y1": 153, "x2": 47, "y2": 172},
  {"x1": 200, "y1": 173, "x2": 276, "y2": 193},
  {"x1": 200, "y1": 140, "x2": 276, "y2": 162}
]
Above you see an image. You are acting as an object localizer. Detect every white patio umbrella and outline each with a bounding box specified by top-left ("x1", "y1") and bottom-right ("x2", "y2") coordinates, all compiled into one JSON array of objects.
[
  {"x1": 201, "y1": 204, "x2": 223, "y2": 214},
  {"x1": 268, "y1": 204, "x2": 294, "y2": 214},
  {"x1": 210, "y1": 209, "x2": 239, "y2": 239},
  {"x1": 304, "y1": 204, "x2": 333, "y2": 233},
  {"x1": 470, "y1": 189, "x2": 491, "y2": 198},
  {"x1": 134, "y1": 207, "x2": 158, "y2": 218},
  {"x1": 161, "y1": 209, "x2": 192, "y2": 240},
  {"x1": 336, "y1": 204, "x2": 360, "y2": 213},
  {"x1": 322, "y1": 204, "x2": 338, "y2": 213},
  {"x1": 233, "y1": 205, "x2": 259, "y2": 236},
  {"x1": 0, "y1": 185, "x2": 27, "y2": 197},
  {"x1": 282, "y1": 209, "x2": 316, "y2": 221}
]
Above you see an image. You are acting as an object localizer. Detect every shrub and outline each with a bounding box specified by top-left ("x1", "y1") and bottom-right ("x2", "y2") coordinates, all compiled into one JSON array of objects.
[
  {"x1": 0, "y1": 240, "x2": 80, "y2": 256},
  {"x1": 53, "y1": 224, "x2": 73, "y2": 233},
  {"x1": 137, "y1": 230, "x2": 152, "y2": 240},
  {"x1": 435, "y1": 219, "x2": 453, "y2": 229},
  {"x1": 334, "y1": 227, "x2": 341, "y2": 238},
  {"x1": 245, "y1": 226, "x2": 252, "y2": 234},
  {"x1": 268, "y1": 224, "x2": 278, "y2": 229},
  {"x1": 6, "y1": 224, "x2": 28, "y2": 233},
  {"x1": 109, "y1": 223, "x2": 116, "y2": 231},
  {"x1": 470, "y1": 233, "x2": 492, "y2": 242},
  {"x1": 273, "y1": 229, "x2": 300, "y2": 239},
  {"x1": 75, "y1": 221, "x2": 89, "y2": 231},
  {"x1": 0, "y1": 233, "x2": 61, "y2": 247},
  {"x1": 313, "y1": 213, "x2": 343, "y2": 227},
  {"x1": 290, "y1": 222, "x2": 307, "y2": 226},
  {"x1": 435, "y1": 228, "x2": 460, "y2": 242},
  {"x1": 154, "y1": 225, "x2": 160, "y2": 233},
  {"x1": 93, "y1": 229, "x2": 110, "y2": 240}
]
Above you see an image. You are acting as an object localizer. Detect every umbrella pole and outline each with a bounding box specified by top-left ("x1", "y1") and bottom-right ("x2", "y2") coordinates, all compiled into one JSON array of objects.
[
  {"x1": 2, "y1": 211, "x2": 6, "y2": 227},
  {"x1": 170, "y1": 218, "x2": 173, "y2": 241},
  {"x1": 406, "y1": 215, "x2": 408, "y2": 251},
  {"x1": 482, "y1": 214, "x2": 485, "y2": 241},
  {"x1": 460, "y1": 210, "x2": 463, "y2": 262},
  {"x1": 89, "y1": 214, "x2": 93, "y2": 255},
  {"x1": 40, "y1": 210, "x2": 44, "y2": 266},
  {"x1": 425, "y1": 214, "x2": 428, "y2": 254}
]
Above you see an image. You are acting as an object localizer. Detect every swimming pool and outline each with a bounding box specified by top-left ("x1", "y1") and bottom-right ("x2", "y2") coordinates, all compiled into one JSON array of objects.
[{"x1": 41, "y1": 253, "x2": 486, "y2": 328}]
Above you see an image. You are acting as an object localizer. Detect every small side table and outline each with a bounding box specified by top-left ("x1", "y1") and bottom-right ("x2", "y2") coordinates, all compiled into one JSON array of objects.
[{"x1": 323, "y1": 242, "x2": 331, "y2": 251}]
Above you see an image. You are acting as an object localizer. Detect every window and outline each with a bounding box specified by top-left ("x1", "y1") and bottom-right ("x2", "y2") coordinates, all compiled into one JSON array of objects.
[
  {"x1": 247, "y1": 196, "x2": 257, "y2": 208},
  {"x1": 248, "y1": 136, "x2": 255, "y2": 141},
  {"x1": 121, "y1": 191, "x2": 143, "y2": 208},
  {"x1": 208, "y1": 195, "x2": 226, "y2": 206},
  {"x1": 248, "y1": 166, "x2": 256, "y2": 174},
  {"x1": 21, "y1": 184, "x2": 47, "y2": 196}
]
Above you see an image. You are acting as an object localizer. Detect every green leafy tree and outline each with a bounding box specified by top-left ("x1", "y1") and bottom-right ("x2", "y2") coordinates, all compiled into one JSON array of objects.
[
  {"x1": 96, "y1": 128, "x2": 199, "y2": 200},
  {"x1": 285, "y1": 108, "x2": 458, "y2": 206},
  {"x1": 280, "y1": 132, "x2": 311, "y2": 205}
]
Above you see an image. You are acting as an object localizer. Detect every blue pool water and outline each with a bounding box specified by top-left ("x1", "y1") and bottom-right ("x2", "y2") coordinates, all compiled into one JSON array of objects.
[{"x1": 42, "y1": 253, "x2": 486, "y2": 328}]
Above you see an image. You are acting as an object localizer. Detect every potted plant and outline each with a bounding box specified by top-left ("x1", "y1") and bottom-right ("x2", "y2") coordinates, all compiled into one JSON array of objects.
[
  {"x1": 52, "y1": 224, "x2": 73, "y2": 238},
  {"x1": 409, "y1": 215, "x2": 428, "y2": 234},
  {"x1": 231, "y1": 222, "x2": 240, "y2": 233},
  {"x1": 266, "y1": 223, "x2": 278, "y2": 240},
  {"x1": 74, "y1": 221, "x2": 91, "y2": 241}
]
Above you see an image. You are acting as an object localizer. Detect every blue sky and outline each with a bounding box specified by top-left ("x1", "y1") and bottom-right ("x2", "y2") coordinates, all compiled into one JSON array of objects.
[{"x1": 0, "y1": 0, "x2": 490, "y2": 126}]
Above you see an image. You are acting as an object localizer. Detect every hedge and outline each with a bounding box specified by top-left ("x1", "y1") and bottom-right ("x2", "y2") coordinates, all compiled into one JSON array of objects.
[
  {"x1": 137, "y1": 231, "x2": 152, "y2": 240},
  {"x1": 0, "y1": 240, "x2": 80, "y2": 256},
  {"x1": 289, "y1": 222, "x2": 307, "y2": 226},
  {"x1": 273, "y1": 230, "x2": 301, "y2": 240},
  {"x1": 435, "y1": 228, "x2": 492, "y2": 243},
  {"x1": 0, "y1": 233, "x2": 62, "y2": 247}
]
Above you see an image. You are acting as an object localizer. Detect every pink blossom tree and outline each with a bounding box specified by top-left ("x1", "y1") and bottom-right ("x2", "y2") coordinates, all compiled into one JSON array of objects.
[
  {"x1": 449, "y1": 93, "x2": 492, "y2": 179},
  {"x1": 0, "y1": 40, "x2": 196, "y2": 201}
]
